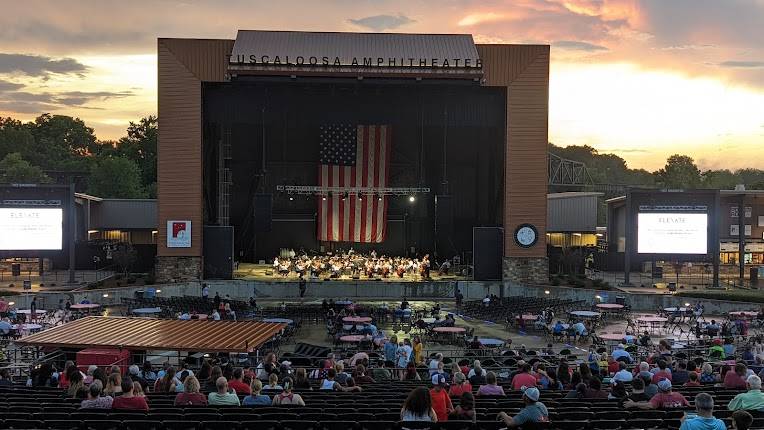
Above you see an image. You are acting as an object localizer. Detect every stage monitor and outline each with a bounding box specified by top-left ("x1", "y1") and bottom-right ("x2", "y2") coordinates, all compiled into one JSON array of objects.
[
  {"x1": 637, "y1": 212, "x2": 708, "y2": 255},
  {"x1": 0, "y1": 207, "x2": 63, "y2": 251}
]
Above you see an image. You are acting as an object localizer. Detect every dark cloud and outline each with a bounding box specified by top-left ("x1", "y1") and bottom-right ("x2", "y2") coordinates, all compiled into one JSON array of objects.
[
  {"x1": 348, "y1": 14, "x2": 416, "y2": 31},
  {"x1": 0, "y1": 79, "x2": 24, "y2": 91},
  {"x1": 0, "y1": 87, "x2": 134, "y2": 114},
  {"x1": 0, "y1": 53, "x2": 87, "y2": 77},
  {"x1": 553, "y1": 40, "x2": 608, "y2": 52},
  {"x1": 718, "y1": 60, "x2": 764, "y2": 68}
]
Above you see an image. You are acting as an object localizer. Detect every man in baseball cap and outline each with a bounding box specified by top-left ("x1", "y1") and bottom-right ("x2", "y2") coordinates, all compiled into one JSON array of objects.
[
  {"x1": 429, "y1": 373, "x2": 453, "y2": 422},
  {"x1": 497, "y1": 386, "x2": 549, "y2": 427},
  {"x1": 625, "y1": 378, "x2": 690, "y2": 410}
]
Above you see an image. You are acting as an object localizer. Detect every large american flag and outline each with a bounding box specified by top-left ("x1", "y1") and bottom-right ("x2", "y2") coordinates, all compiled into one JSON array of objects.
[{"x1": 318, "y1": 124, "x2": 391, "y2": 243}]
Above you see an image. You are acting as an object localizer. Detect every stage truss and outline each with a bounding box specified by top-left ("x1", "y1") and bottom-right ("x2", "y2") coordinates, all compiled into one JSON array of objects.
[{"x1": 276, "y1": 185, "x2": 430, "y2": 197}]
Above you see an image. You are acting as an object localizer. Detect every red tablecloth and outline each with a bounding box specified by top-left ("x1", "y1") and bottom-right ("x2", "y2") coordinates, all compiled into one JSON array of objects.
[{"x1": 433, "y1": 327, "x2": 466, "y2": 333}]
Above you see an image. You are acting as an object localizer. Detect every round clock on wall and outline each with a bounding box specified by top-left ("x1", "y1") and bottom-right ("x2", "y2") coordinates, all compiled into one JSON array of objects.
[{"x1": 514, "y1": 223, "x2": 538, "y2": 248}]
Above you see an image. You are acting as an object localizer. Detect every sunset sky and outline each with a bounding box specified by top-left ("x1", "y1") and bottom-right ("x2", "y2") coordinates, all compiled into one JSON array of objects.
[{"x1": 0, "y1": 0, "x2": 763, "y2": 170}]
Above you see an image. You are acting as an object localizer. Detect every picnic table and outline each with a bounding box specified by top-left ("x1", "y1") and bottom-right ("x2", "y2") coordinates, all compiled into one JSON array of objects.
[
  {"x1": 263, "y1": 318, "x2": 293, "y2": 324},
  {"x1": 132, "y1": 307, "x2": 162, "y2": 315},
  {"x1": 70, "y1": 303, "x2": 101, "y2": 310},
  {"x1": 342, "y1": 316, "x2": 372, "y2": 324},
  {"x1": 570, "y1": 310, "x2": 601, "y2": 319},
  {"x1": 596, "y1": 304, "x2": 624, "y2": 310}
]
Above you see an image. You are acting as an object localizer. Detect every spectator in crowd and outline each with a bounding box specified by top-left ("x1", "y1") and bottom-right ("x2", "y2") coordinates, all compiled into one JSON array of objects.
[
  {"x1": 154, "y1": 367, "x2": 182, "y2": 393},
  {"x1": 728, "y1": 375, "x2": 764, "y2": 411},
  {"x1": 293, "y1": 368, "x2": 312, "y2": 390},
  {"x1": 412, "y1": 336, "x2": 424, "y2": 365},
  {"x1": 384, "y1": 336, "x2": 398, "y2": 364},
  {"x1": 685, "y1": 372, "x2": 702, "y2": 387},
  {"x1": 673, "y1": 361, "x2": 690, "y2": 385},
  {"x1": 132, "y1": 381, "x2": 145, "y2": 397},
  {"x1": 242, "y1": 379, "x2": 271, "y2": 406},
  {"x1": 625, "y1": 379, "x2": 689, "y2": 410},
  {"x1": 700, "y1": 364, "x2": 718, "y2": 384},
  {"x1": 732, "y1": 410, "x2": 754, "y2": 430},
  {"x1": 609, "y1": 381, "x2": 628, "y2": 402},
  {"x1": 397, "y1": 339, "x2": 413, "y2": 379},
  {"x1": 429, "y1": 353, "x2": 443, "y2": 377},
  {"x1": 264, "y1": 373, "x2": 283, "y2": 391},
  {"x1": 614, "y1": 362, "x2": 634, "y2": 383},
  {"x1": 272, "y1": 377, "x2": 305, "y2": 406},
  {"x1": 476, "y1": 372, "x2": 506, "y2": 396},
  {"x1": 353, "y1": 365, "x2": 375, "y2": 384},
  {"x1": 104, "y1": 373, "x2": 122, "y2": 397},
  {"x1": 400, "y1": 387, "x2": 437, "y2": 422},
  {"x1": 80, "y1": 380, "x2": 113, "y2": 409},
  {"x1": 652, "y1": 360, "x2": 673, "y2": 384},
  {"x1": 708, "y1": 338, "x2": 725, "y2": 359},
  {"x1": 204, "y1": 366, "x2": 223, "y2": 393},
  {"x1": 0, "y1": 369, "x2": 12, "y2": 388},
  {"x1": 724, "y1": 338, "x2": 736, "y2": 357},
  {"x1": 511, "y1": 363, "x2": 536, "y2": 390},
  {"x1": 334, "y1": 363, "x2": 351, "y2": 385},
  {"x1": 228, "y1": 368, "x2": 251, "y2": 394},
  {"x1": 612, "y1": 344, "x2": 632, "y2": 363},
  {"x1": 584, "y1": 377, "x2": 608, "y2": 399},
  {"x1": 679, "y1": 392, "x2": 726, "y2": 430},
  {"x1": 452, "y1": 392, "x2": 476, "y2": 422},
  {"x1": 208, "y1": 377, "x2": 240, "y2": 406},
  {"x1": 497, "y1": 387, "x2": 549, "y2": 427},
  {"x1": 725, "y1": 363, "x2": 750, "y2": 390},
  {"x1": 449, "y1": 372, "x2": 472, "y2": 397},
  {"x1": 320, "y1": 368, "x2": 361, "y2": 392},
  {"x1": 467, "y1": 360, "x2": 487, "y2": 385},
  {"x1": 629, "y1": 378, "x2": 651, "y2": 402},
  {"x1": 402, "y1": 362, "x2": 421, "y2": 381},
  {"x1": 140, "y1": 362, "x2": 157, "y2": 382},
  {"x1": 174, "y1": 376, "x2": 207, "y2": 406},
  {"x1": 430, "y1": 373, "x2": 454, "y2": 422},
  {"x1": 112, "y1": 377, "x2": 149, "y2": 411},
  {"x1": 127, "y1": 365, "x2": 148, "y2": 392},
  {"x1": 67, "y1": 370, "x2": 88, "y2": 399}
]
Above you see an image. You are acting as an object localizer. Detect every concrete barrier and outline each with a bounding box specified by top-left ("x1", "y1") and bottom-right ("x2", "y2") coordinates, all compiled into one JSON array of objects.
[{"x1": 2, "y1": 280, "x2": 759, "y2": 315}]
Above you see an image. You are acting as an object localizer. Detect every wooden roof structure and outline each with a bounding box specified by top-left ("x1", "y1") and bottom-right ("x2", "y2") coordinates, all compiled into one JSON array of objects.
[{"x1": 16, "y1": 316, "x2": 285, "y2": 353}]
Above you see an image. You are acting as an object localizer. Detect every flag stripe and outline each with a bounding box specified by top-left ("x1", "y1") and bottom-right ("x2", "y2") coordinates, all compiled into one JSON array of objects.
[{"x1": 318, "y1": 124, "x2": 389, "y2": 243}]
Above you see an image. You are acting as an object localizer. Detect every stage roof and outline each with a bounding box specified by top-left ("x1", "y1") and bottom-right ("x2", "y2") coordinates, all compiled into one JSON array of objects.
[{"x1": 16, "y1": 317, "x2": 285, "y2": 353}]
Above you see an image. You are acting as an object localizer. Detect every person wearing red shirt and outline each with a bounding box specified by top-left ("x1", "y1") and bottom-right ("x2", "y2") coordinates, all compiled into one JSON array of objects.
[
  {"x1": 448, "y1": 372, "x2": 473, "y2": 397},
  {"x1": 651, "y1": 360, "x2": 672, "y2": 384},
  {"x1": 227, "y1": 368, "x2": 251, "y2": 395},
  {"x1": 724, "y1": 363, "x2": 749, "y2": 389},
  {"x1": 112, "y1": 377, "x2": 149, "y2": 411},
  {"x1": 512, "y1": 363, "x2": 537, "y2": 390},
  {"x1": 429, "y1": 374, "x2": 453, "y2": 422}
]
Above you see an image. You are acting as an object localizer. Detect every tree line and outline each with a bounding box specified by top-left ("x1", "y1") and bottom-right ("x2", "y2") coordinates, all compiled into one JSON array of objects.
[
  {"x1": 549, "y1": 143, "x2": 764, "y2": 190},
  {"x1": 0, "y1": 114, "x2": 156, "y2": 198}
]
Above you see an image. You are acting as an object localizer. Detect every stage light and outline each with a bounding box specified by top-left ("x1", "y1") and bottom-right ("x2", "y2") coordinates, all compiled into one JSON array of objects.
[
  {"x1": 684, "y1": 302, "x2": 690, "y2": 307},
  {"x1": 289, "y1": 196, "x2": 294, "y2": 201},
  {"x1": 408, "y1": 196, "x2": 416, "y2": 203},
  {"x1": 8, "y1": 301, "x2": 14, "y2": 306},
  {"x1": 595, "y1": 295, "x2": 602, "y2": 300},
  {"x1": 342, "y1": 193, "x2": 348, "y2": 201},
  {"x1": 102, "y1": 293, "x2": 109, "y2": 298},
  {"x1": 156, "y1": 289, "x2": 162, "y2": 293},
  {"x1": 322, "y1": 196, "x2": 327, "y2": 201},
  {"x1": 358, "y1": 195, "x2": 363, "y2": 201},
  {"x1": 377, "y1": 195, "x2": 383, "y2": 201},
  {"x1": 544, "y1": 290, "x2": 550, "y2": 295}
]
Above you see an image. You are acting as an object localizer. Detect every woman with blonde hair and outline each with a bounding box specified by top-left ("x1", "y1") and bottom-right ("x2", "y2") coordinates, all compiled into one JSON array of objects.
[
  {"x1": 174, "y1": 376, "x2": 207, "y2": 406},
  {"x1": 243, "y1": 379, "x2": 271, "y2": 406},
  {"x1": 132, "y1": 381, "x2": 145, "y2": 397},
  {"x1": 264, "y1": 373, "x2": 283, "y2": 390},
  {"x1": 104, "y1": 372, "x2": 122, "y2": 396},
  {"x1": 448, "y1": 372, "x2": 472, "y2": 397}
]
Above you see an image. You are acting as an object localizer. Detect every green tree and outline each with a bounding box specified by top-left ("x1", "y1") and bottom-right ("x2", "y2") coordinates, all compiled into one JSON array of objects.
[
  {"x1": 25, "y1": 113, "x2": 98, "y2": 172},
  {"x1": 116, "y1": 116, "x2": 157, "y2": 197},
  {"x1": 88, "y1": 156, "x2": 146, "y2": 198},
  {"x1": 0, "y1": 152, "x2": 51, "y2": 184},
  {"x1": 656, "y1": 154, "x2": 701, "y2": 189},
  {"x1": 701, "y1": 169, "x2": 738, "y2": 189},
  {"x1": 0, "y1": 117, "x2": 36, "y2": 160}
]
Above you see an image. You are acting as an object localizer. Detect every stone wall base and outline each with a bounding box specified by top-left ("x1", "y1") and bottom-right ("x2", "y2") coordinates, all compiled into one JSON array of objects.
[
  {"x1": 503, "y1": 256, "x2": 549, "y2": 285},
  {"x1": 155, "y1": 256, "x2": 202, "y2": 283}
]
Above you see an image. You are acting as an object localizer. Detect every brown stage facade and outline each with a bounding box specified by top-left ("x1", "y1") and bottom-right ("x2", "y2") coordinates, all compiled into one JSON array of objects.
[{"x1": 156, "y1": 30, "x2": 549, "y2": 284}]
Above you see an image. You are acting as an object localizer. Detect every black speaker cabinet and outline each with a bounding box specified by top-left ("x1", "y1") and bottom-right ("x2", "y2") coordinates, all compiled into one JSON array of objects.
[
  {"x1": 253, "y1": 194, "x2": 272, "y2": 233},
  {"x1": 473, "y1": 227, "x2": 503, "y2": 281},
  {"x1": 203, "y1": 225, "x2": 234, "y2": 279}
]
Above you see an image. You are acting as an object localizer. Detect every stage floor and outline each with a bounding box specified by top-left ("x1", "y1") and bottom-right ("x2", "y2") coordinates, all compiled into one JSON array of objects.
[{"x1": 234, "y1": 263, "x2": 466, "y2": 283}]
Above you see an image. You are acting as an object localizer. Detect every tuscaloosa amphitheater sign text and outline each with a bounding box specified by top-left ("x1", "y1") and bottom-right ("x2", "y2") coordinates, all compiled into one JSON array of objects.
[{"x1": 228, "y1": 54, "x2": 483, "y2": 68}]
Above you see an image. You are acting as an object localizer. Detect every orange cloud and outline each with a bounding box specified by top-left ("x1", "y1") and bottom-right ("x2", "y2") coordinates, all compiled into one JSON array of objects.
[{"x1": 457, "y1": 12, "x2": 506, "y2": 26}]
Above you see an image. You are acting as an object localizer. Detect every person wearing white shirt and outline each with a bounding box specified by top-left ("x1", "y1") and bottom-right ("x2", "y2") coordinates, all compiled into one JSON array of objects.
[
  {"x1": 613, "y1": 362, "x2": 633, "y2": 382},
  {"x1": 212, "y1": 310, "x2": 221, "y2": 321},
  {"x1": 429, "y1": 353, "x2": 443, "y2": 377}
]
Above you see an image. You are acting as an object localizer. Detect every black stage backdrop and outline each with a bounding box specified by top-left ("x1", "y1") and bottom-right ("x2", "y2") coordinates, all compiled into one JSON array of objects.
[{"x1": 202, "y1": 79, "x2": 505, "y2": 263}]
